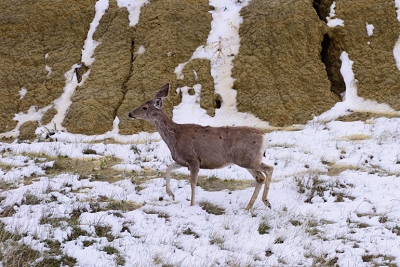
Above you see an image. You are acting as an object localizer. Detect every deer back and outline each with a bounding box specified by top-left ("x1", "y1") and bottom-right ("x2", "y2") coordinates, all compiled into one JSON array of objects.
[{"x1": 169, "y1": 123, "x2": 266, "y2": 170}]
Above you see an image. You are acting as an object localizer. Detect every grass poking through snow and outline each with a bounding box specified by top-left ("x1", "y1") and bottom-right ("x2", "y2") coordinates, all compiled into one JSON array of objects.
[{"x1": 1, "y1": 116, "x2": 400, "y2": 266}]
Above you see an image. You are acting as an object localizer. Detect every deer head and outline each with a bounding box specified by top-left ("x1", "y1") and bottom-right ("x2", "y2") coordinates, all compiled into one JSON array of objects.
[{"x1": 128, "y1": 83, "x2": 170, "y2": 122}]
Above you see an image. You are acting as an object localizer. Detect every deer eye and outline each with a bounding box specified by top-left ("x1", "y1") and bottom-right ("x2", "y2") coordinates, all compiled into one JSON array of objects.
[{"x1": 143, "y1": 106, "x2": 148, "y2": 110}]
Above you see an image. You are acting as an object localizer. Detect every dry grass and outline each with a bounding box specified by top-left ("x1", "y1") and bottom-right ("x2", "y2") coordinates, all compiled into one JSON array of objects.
[
  {"x1": 341, "y1": 134, "x2": 371, "y2": 141},
  {"x1": 198, "y1": 177, "x2": 254, "y2": 192},
  {"x1": 258, "y1": 219, "x2": 271, "y2": 235},
  {"x1": 143, "y1": 208, "x2": 171, "y2": 220},
  {"x1": 337, "y1": 111, "x2": 400, "y2": 122},
  {"x1": 199, "y1": 200, "x2": 225, "y2": 215},
  {"x1": 106, "y1": 199, "x2": 143, "y2": 211},
  {"x1": 295, "y1": 171, "x2": 355, "y2": 204}
]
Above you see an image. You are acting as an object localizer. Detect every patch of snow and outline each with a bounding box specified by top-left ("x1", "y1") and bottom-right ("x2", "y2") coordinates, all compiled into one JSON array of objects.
[
  {"x1": 117, "y1": 0, "x2": 149, "y2": 26},
  {"x1": 326, "y1": 2, "x2": 344, "y2": 27},
  {"x1": 395, "y1": 0, "x2": 400, "y2": 21},
  {"x1": 393, "y1": 36, "x2": 400, "y2": 70},
  {"x1": 135, "y1": 45, "x2": 146, "y2": 55},
  {"x1": 14, "y1": 106, "x2": 49, "y2": 124},
  {"x1": 19, "y1": 87, "x2": 27, "y2": 99},
  {"x1": 81, "y1": 0, "x2": 109, "y2": 66},
  {"x1": 316, "y1": 51, "x2": 398, "y2": 121},
  {"x1": 340, "y1": 52, "x2": 358, "y2": 103},
  {"x1": 0, "y1": 106, "x2": 51, "y2": 139},
  {"x1": 44, "y1": 53, "x2": 52, "y2": 76},
  {"x1": 45, "y1": 65, "x2": 52, "y2": 77},
  {"x1": 173, "y1": 85, "x2": 210, "y2": 125},
  {"x1": 173, "y1": 0, "x2": 269, "y2": 129},
  {"x1": 192, "y1": 70, "x2": 198, "y2": 80},
  {"x1": 366, "y1": 22, "x2": 374, "y2": 36},
  {"x1": 35, "y1": 66, "x2": 80, "y2": 134}
]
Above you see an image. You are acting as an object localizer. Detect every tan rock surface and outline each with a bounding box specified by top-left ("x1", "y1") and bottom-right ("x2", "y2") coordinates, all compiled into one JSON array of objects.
[
  {"x1": 232, "y1": 0, "x2": 339, "y2": 127},
  {"x1": 116, "y1": 0, "x2": 212, "y2": 134},
  {"x1": 63, "y1": 1, "x2": 134, "y2": 134},
  {"x1": 181, "y1": 59, "x2": 217, "y2": 117},
  {"x1": 1, "y1": 0, "x2": 400, "y2": 138},
  {"x1": 0, "y1": 0, "x2": 96, "y2": 133},
  {"x1": 333, "y1": 0, "x2": 400, "y2": 108}
]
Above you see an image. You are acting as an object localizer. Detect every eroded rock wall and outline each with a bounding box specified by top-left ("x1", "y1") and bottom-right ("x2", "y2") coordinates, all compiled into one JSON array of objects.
[
  {"x1": 116, "y1": 0, "x2": 212, "y2": 134},
  {"x1": 0, "y1": 0, "x2": 96, "y2": 134},
  {"x1": 1, "y1": 0, "x2": 400, "y2": 138},
  {"x1": 232, "y1": 0, "x2": 339, "y2": 127},
  {"x1": 63, "y1": 1, "x2": 134, "y2": 134},
  {"x1": 332, "y1": 0, "x2": 400, "y2": 108}
]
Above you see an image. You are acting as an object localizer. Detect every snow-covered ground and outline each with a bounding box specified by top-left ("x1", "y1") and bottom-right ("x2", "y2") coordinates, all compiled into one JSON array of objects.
[
  {"x1": 1, "y1": 115, "x2": 400, "y2": 266},
  {"x1": 2, "y1": 0, "x2": 400, "y2": 266}
]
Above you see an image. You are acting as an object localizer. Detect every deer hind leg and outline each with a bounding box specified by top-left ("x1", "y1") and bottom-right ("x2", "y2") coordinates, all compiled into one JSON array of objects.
[
  {"x1": 188, "y1": 164, "x2": 200, "y2": 206},
  {"x1": 165, "y1": 163, "x2": 183, "y2": 201},
  {"x1": 259, "y1": 163, "x2": 274, "y2": 208},
  {"x1": 245, "y1": 169, "x2": 263, "y2": 210}
]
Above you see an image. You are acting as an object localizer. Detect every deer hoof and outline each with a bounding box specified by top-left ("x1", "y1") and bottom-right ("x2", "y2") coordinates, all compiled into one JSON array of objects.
[{"x1": 263, "y1": 199, "x2": 271, "y2": 209}]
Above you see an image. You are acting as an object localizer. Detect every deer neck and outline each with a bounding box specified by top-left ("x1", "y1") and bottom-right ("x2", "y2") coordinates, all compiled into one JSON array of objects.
[{"x1": 152, "y1": 110, "x2": 178, "y2": 148}]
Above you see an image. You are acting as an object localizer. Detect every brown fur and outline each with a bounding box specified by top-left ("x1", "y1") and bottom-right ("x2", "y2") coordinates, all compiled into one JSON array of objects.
[{"x1": 129, "y1": 83, "x2": 273, "y2": 209}]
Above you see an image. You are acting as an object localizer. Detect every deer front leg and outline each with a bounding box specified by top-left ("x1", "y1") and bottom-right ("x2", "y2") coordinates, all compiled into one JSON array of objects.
[
  {"x1": 189, "y1": 164, "x2": 200, "y2": 206},
  {"x1": 165, "y1": 163, "x2": 183, "y2": 201},
  {"x1": 245, "y1": 169, "x2": 263, "y2": 210},
  {"x1": 260, "y1": 164, "x2": 274, "y2": 208},
  {"x1": 245, "y1": 180, "x2": 262, "y2": 210}
]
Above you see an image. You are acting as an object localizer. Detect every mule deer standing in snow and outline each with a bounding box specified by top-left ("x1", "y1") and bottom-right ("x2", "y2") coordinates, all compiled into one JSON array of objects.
[{"x1": 128, "y1": 83, "x2": 273, "y2": 210}]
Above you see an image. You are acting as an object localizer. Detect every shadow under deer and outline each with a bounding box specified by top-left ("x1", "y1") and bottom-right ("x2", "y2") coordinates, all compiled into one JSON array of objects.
[{"x1": 128, "y1": 83, "x2": 273, "y2": 210}]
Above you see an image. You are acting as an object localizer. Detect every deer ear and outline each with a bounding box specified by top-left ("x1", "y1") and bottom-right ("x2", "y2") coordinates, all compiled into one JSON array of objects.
[
  {"x1": 154, "y1": 98, "x2": 163, "y2": 109},
  {"x1": 154, "y1": 83, "x2": 170, "y2": 99}
]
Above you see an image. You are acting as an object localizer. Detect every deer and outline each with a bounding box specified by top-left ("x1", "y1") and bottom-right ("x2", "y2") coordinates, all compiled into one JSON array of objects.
[{"x1": 128, "y1": 83, "x2": 274, "y2": 210}]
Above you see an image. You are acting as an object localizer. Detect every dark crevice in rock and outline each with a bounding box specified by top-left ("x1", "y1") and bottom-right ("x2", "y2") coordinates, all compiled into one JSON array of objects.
[
  {"x1": 312, "y1": 0, "x2": 334, "y2": 22},
  {"x1": 124, "y1": 40, "x2": 135, "y2": 94},
  {"x1": 313, "y1": 0, "x2": 345, "y2": 98},
  {"x1": 320, "y1": 33, "x2": 345, "y2": 98},
  {"x1": 115, "y1": 39, "x2": 135, "y2": 118}
]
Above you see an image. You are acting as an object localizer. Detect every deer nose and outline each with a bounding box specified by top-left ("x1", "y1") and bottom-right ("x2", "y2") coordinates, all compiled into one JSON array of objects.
[{"x1": 128, "y1": 113, "x2": 133, "y2": 118}]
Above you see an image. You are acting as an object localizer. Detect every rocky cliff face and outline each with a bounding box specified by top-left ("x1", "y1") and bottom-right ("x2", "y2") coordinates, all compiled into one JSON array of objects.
[
  {"x1": 1, "y1": 0, "x2": 399, "y2": 139},
  {"x1": 0, "y1": 0, "x2": 96, "y2": 138},
  {"x1": 233, "y1": 0, "x2": 339, "y2": 127},
  {"x1": 329, "y1": 0, "x2": 400, "y2": 108}
]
